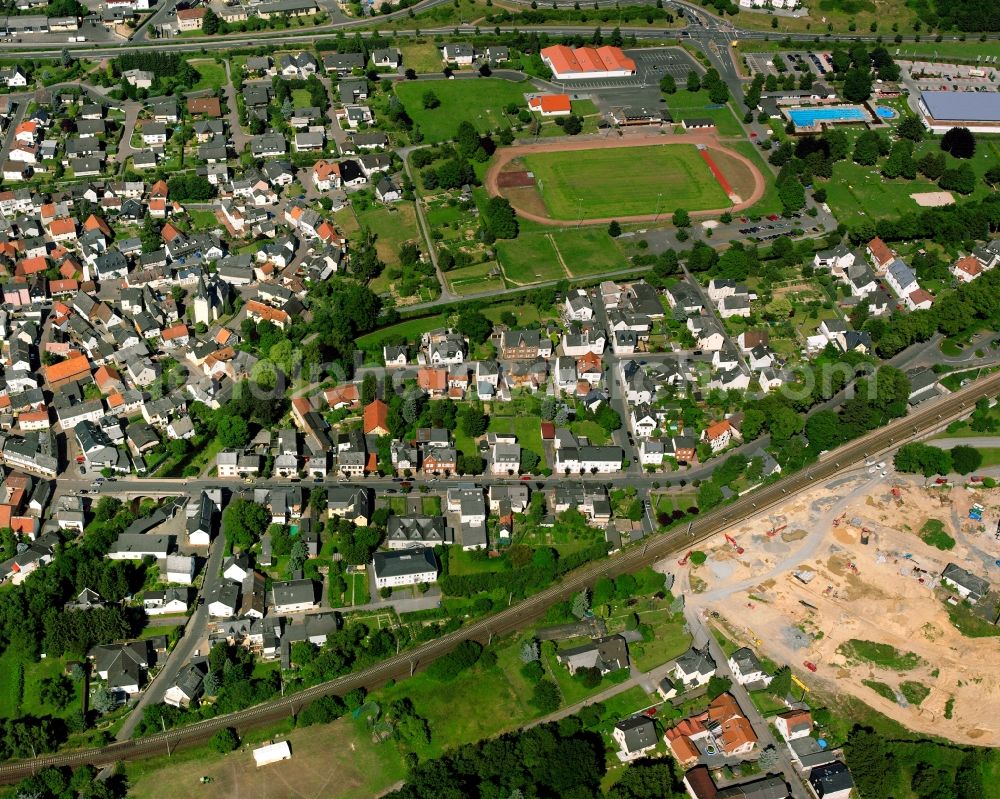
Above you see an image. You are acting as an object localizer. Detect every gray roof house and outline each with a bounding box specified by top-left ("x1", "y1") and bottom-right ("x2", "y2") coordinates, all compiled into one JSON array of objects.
[
  {"x1": 557, "y1": 635, "x2": 629, "y2": 675},
  {"x1": 941, "y1": 563, "x2": 990, "y2": 603}
]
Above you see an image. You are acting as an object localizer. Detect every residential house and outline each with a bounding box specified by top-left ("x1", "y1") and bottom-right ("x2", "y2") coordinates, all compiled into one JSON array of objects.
[{"x1": 371, "y1": 548, "x2": 438, "y2": 589}]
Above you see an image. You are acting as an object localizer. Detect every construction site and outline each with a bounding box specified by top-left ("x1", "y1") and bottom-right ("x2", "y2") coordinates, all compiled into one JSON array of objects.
[{"x1": 677, "y1": 468, "x2": 1000, "y2": 745}]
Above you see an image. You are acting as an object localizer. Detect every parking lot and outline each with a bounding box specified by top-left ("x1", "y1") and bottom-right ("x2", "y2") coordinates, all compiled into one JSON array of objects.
[
  {"x1": 744, "y1": 50, "x2": 830, "y2": 78},
  {"x1": 556, "y1": 47, "x2": 700, "y2": 120},
  {"x1": 900, "y1": 59, "x2": 1000, "y2": 93}
]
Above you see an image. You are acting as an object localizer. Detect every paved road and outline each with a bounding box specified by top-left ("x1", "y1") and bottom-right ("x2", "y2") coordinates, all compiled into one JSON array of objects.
[
  {"x1": 685, "y1": 607, "x2": 809, "y2": 799},
  {"x1": 0, "y1": 369, "x2": 997, "y2": 781},
  {"x1": 927, "y1": 436, "x2": 1000, "y2": 450},
  {"x1": 115, "y1": 528, "x2": 227, "y2": 740}
]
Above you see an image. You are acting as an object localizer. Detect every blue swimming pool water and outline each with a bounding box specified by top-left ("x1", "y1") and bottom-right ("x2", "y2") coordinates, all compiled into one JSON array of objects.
[
  {"x1": 788, "y1": 106, "x2": 866, "y2": 126},
  {"x1": 876, "y1": 105, "x2": 897, "y2": 119}
]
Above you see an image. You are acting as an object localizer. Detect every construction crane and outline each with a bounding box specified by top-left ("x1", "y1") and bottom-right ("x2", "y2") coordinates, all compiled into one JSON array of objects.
[
  {"x1": 747, "y1": 629, "x2": 762, "y2": 647},
  {"x1": 891, "y1": 487, "x2": 902, "y2": 499},
  {"x1": 724, "y1": 534, "x2": 745, "y2": 555},
  {"x1": 832, "y1": 513, "x2": 846, "y2": 527},
  {"x1": 766, "y1": 524, "x2": 787, "y2": 538},
  {"x1": 678, "y1": 550, "x2": 693, "y2": 566}
]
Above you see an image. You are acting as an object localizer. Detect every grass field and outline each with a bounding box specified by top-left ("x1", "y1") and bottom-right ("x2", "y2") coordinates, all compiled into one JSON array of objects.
[
  {"x1": 189, "y1": 59, "x2": 227, "y2": 91},
  {"x1": 355, "y1": 314, "x2": 445, "y2": 348},
  {"x1": 488, "y1": 414, "x2": 544, "y2": 458},
  {"x1": 397, "y1": 41, "x2": 444, "y2": 74},
  {"x1": 551, "y1": 228, "x2": 630, "y2": 276},
  {"x1": 445, "y1": 261, "x2": 504, "y2": 295},
  {"x1": 838, "y1": 639, "x2": 925, "y2": 671},
  {"x1": 355, "y1": 203, "x2": 421, "y2": 268},
  {"x1": 523, "y1": 144, "x2": 729, "y2": 220},
  {"x1": 666, "y1": 90, "x2": 744, "y2": 137},
  {"x1": 395, "y1": 78, "x2": 529, "y2": 143},
  {"x1": 496, "y1": 233, "x2": 566, "y2": 284},
  {"x1": 127, "y1": 718, "x2": 404, "y2": 799}
]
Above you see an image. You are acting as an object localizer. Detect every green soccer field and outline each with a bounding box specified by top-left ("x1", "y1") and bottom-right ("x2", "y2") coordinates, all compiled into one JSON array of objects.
[{"x1": 522, "y1": 144, "x2": 729, "y2": 220}]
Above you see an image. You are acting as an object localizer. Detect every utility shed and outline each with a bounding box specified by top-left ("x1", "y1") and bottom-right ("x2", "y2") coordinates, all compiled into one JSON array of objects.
[{"x1": 253, "y1": 741, "x2": 291, "y2": 767}]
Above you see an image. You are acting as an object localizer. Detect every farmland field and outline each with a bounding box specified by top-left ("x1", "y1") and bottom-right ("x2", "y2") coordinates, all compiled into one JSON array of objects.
[
  {"x1": 523, "y1": 144, "x2": 729, "y2": 220},
  {"x1": 395, "y1": 78, "x2": 529, "y2": 143}
]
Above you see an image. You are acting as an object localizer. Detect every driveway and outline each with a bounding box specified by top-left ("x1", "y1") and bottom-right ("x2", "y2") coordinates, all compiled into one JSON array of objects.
[{"x1": 115, "y1": 101, "x2": 142, "y2": 165}]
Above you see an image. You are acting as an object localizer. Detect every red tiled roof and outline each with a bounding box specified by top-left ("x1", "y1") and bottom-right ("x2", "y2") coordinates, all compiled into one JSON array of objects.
[
  {"x1": 867, "y1": 237, "x2": 894, "y2": 266},
  {"x1": 363, "y1": 399, "x2": 389, "y2": 433},
  {"x1": 529, "y1": 94, "x2": 571, "y2": 113}
]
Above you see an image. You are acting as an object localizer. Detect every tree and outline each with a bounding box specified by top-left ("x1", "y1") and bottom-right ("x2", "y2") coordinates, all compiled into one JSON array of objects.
[
  {"x1": 659, "y1": 74, "x2": 676, "y2": 94},
  {"x1": 456, "y1": 309, "x2": 492, "y2": 343},
  {"x1": 845, "y1": 727, "x2": 896, "y2": 799},
  {"x1": 941, "y1": 126, "x2": 976, "y2": 158},
  {"x1": 216, "y1": 415, "x2": 249, "y2": 449},
  {"x1": 950, "y1": 445, "x2": 982, "y2": 474},
  {"x1": 91, "y1": 686, "x2": 115, "y2": 713},
  {"x1": 706, "y1": 674, "x2": 732, "y2": 699},
  {"x1": 843, "y1": 68, "x2": 873, "y2": 102},
  {"x1": 918, "y1": 151, "x2": 946, "y2": 180},
  {"x1": 686, "y1": 70, "x2": 701, "y2": 92},
  {"x1": 697, "y1": 481, "x2": 724, "y2": 511},
  {"x1": 897, "y1": 114, "x2": 925, "y2": 142},
  {"x1": 210, "y1": 727, "x2": 240, "y2": 753},
  {"x1": 61, "y1": 48, "x2": 73, "y2": 68},
  {"x1": 202, "y1": 8, "x2": 220, "y2": 34},
  {"x1": 608, "y1": 220, "x2": 621, "y2": 238},
  {"x1": 482, "y1": 197, "x2": 518, "y2": 239},
  {"x1": 455, "y1": 120, "x2": 481, "y2": 159},
  {"x1": 894, "y1": 442, "x2": 952, "y2": 476},
  {"x1": 562, "y1": 114, "x2": 582, "y2": 135},
  {"x1": 361, "y1": 372, "x2": 378, "y2": 405},
  {"x1": 520, "y1": 639, "x2": 540, "y2": 663},
  {"x1": 769, "y1": 666, "x2": 792, "y2": 698},
  {"x1": 421, "y1": 90, "x2": 440, "y2": 109},
  {"x1": 458, "y1": 404, "x2": 488, "y2": 437},
  {"x1": 38, "y1": 676, "x2": 73, "y2": 710},
  {"x1": 672, "y1": 209, "x2": 691, "y2": 228},
  {"x1": 530, "y1": 679, "x2": 560, "y2": 713},
  {"x1": 571, "y1": 590, "x2": 590, "y2": 619},
  {"x1": 222, "y1": 499, "x2": 270, "y2": 550},
  {"x1": 805, "y1": 409, "x2": 842, "y2": 451}
]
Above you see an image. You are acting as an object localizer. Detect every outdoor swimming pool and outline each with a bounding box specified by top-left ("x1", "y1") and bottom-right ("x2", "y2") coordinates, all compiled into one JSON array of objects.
[
  {"x1": 876, "y1": 105, "x2": 898, "y2": 119},
  {"x1": 787, "y1": 106, "x2": 868, "y2": 127}
]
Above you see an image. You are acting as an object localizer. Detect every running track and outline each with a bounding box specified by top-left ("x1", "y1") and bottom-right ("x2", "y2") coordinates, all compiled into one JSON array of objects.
[{"x1": 485, "y1": 131, "x2": 766, "y2": 226}]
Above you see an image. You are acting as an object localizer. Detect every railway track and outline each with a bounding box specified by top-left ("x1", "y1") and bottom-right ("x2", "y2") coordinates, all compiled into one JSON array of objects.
[{"x1": 0, "y1": 368, "x2": 996, "y2": 781}]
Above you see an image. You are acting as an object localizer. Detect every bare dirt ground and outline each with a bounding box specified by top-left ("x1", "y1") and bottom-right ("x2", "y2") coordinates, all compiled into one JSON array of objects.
[
  {"x1": 484, "y1": 130, "x2": 765, "y2": 226},
  {"x1": 679, "y1": 468, "x2": 1000, "y2": 745}
]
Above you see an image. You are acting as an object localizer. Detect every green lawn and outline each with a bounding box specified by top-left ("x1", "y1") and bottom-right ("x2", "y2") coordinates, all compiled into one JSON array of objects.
[
  {"x1": 825, "y1": 160, "x2": 942, "y2": 227},
  {"x1": 356, "y1": 203, "x2": 422, "y2": 268},
  {"x1": 188, "y1": 59, "x2": 227, "y2": 91},
  {"x1": 496, "y1": 233, "x2": 566, "y2": 284},
  {"x1": 395, "y1": 78, "x2": 529, "y2": 143},
  {"x1": 900, "y1": 680, "x2": 930, "y2": 706},
  {"x1": 186, "y1": 209, "x2": 218, "y2": 229},
  {"x1": 919, "y1": 518, "x2": 956, "y2": 551},
  {"x1": 629, "y1": 616, "x2": 691, "y2": 672},
  {"x1": 551, "y1": 228, "x2": 630, "y2": 277},
  {"x1": 837, "y1": 639, "x2": 925, "y2": 671},
  {"x1": 291, "y1": 87, "x2": 313, "y2": 108},
  {"x1": 397, "y1": 41, "x2": 444, "y2": 74},
  {"x1": 569, "y1": 420, "x2": 610, "y2": 445},
  {"x1": 446, "y1": 261, "x2": 505, "y2": 295},
  {"x1": 0, "y1": 649, "x2": 23, "y2": 717},
  {"x1": 665, "y1": 89, "x2": 744, "y2": 137},
  {"x1": 523, "y1": 144, "x2": 728, "y2": 220},
  {"x1": 356, "y1": 314, "x2": 446, "y2": 348},
  {"x1": 488, "y1": 414, "x2": 544, "y2": 458}
]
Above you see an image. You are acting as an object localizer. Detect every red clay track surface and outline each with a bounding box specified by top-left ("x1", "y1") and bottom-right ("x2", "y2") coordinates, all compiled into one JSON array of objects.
[
  {"x1": 486, "y1": 131, "x2": 766, "y2": 226},
  {"x1": 496, "y1": 170, "x2": 536, "y2": 188},
  {"x1": 699, "y1": 147, "x2": 734, "y2": 197}
]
